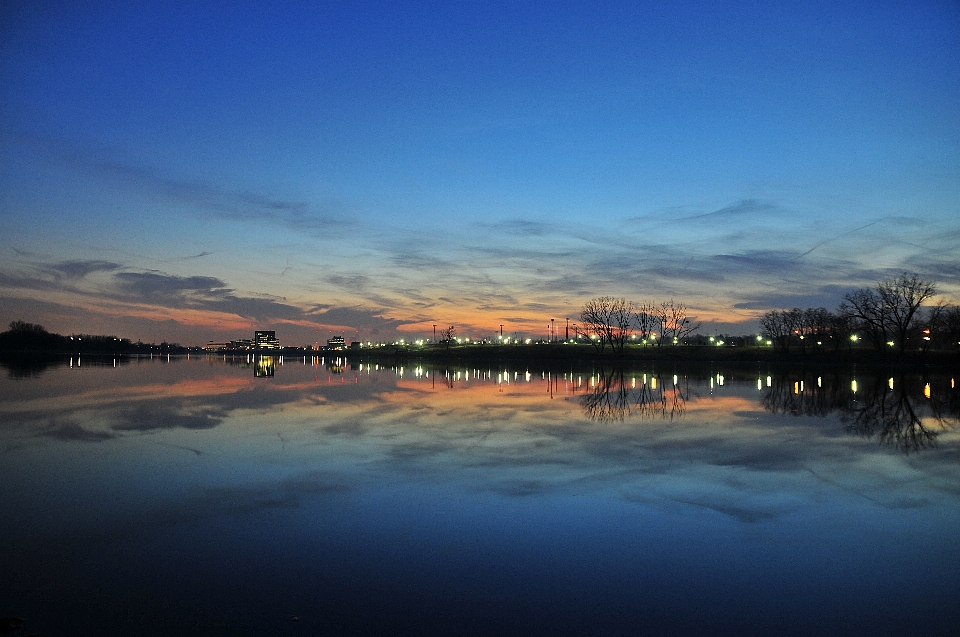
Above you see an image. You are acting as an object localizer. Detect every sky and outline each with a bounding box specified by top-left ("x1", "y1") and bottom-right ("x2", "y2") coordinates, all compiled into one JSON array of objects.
[{"x1": 1, "y1": 1, "x2": 958, "y2": 346}]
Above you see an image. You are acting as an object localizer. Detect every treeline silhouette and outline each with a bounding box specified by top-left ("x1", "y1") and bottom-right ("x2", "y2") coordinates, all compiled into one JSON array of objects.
[
  {"x1": 573, "y1": 273, "x2": 958, "y2": 359},
  {"x1": 760, "y1": 273, "x2": 960, "y2": 356},
  {"x1": 0, "y1": 320, "x2": 188, "y2": 355}
]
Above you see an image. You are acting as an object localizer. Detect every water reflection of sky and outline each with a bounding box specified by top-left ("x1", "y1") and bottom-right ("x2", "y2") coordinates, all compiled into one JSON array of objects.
[{"x1": 1, "y1": 357, "x2": 959, "y2": 636}]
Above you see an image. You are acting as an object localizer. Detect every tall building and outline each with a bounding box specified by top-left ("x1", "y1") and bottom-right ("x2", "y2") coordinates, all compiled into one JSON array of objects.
[
  {"x1": 326, "y1": 336, "x2": 345, "y2": 350},
  {"x1": 254, "y1": 330, "x2": 280, "y2": 349}
]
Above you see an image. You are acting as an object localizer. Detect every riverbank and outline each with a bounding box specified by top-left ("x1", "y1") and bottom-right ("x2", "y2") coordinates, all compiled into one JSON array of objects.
[
  {"x1": 4, "y1": 343, "x2": 959, "y2": 376},
  {"x1": 349, "y1": 343, "x2": 960, "y2": 371}
]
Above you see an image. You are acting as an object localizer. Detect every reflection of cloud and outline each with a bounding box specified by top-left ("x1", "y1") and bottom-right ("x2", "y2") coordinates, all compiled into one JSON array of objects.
[
  {"x1": 110, "y1": 403, "x2": 226, "y2": 431},
  {"x1": 7, "y1": 363, "x2": 959, "y2": 530},
  {"x1": 43, "y1": 421, "x2": 118, "y2": 442},
  {"x1": 74, "y1": 471, "x2": 353, "y2": 543},
  {"x1": 486, "y1": 479, "x2": 553, "y2": 497},
  {"x1": 668, "y1": 498, "x2": 783, "y2": 524}
]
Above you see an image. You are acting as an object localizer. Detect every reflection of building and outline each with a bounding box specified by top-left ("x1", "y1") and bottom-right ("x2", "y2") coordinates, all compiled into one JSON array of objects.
[
  {"x1": 255, "y1": 356, "x2": 276, "y2": 378},
  {"x1": 327, "y1": 336, "x2": 345, "y2": 350},
  {"x1": 254, "y1": 331, "x2": 280, "y2": 349}
]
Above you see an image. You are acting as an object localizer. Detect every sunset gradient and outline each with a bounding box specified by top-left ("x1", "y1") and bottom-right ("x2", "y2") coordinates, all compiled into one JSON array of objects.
[{"x1": 2, "y1": 2, "x2": 958, "y2": 345}]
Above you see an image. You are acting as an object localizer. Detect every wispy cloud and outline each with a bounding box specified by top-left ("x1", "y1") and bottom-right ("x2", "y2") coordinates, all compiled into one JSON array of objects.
[
  {"x1": 8, "y1": 131, "x2": 349, "y2": 234},
  {"x1": 109, "y1": 271, "x2": 310, "y2": 321},
  {"x1": 114, "y1": 272, "x2": 228, "y2": 297},
  {"x1": 678, "y1": 198, "x2": 781, "y2": 221},
  {"x1": 46, "y1": 260, "x2": 122, "y2": 279},
  {"x1": 307, "y1": 306, "x2": 412, "y2": 334}
]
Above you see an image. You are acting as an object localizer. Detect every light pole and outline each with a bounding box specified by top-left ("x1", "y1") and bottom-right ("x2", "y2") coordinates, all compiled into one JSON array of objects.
[
  {"x1": 551, "y1": 318, "x2": 555, "y2": 343},
  {"x1": 433, "y1": 324, "x2": 436, "y2": 343}
]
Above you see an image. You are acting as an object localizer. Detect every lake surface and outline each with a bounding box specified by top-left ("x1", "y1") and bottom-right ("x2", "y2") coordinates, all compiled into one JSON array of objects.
[{"x1": 2, "y1": 355, "x2": 959, "y2": 636}]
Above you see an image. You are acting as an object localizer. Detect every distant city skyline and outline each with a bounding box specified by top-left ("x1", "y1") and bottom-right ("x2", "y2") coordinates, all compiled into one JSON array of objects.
[{"x1": 2, "y1": 2, "x2": 958, "y2": 345}]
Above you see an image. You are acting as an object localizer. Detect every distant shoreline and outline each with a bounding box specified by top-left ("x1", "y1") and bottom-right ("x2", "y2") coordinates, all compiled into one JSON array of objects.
[
  {"x1": 4, "y1": 343, "x2": 959, "y2": 372},
  {"x1": 358, "y1": 343, "x2": 960, "y2": 371}
]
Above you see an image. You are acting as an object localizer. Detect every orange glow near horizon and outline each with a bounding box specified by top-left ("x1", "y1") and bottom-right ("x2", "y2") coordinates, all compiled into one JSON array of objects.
[{"x1": 2, "y1": 282, "x2": 769, "y2": 344}]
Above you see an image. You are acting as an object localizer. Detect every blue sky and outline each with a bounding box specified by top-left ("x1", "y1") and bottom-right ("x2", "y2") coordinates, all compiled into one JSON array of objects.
[{"x1": 1, "y1": 1, "x2": 958, "y2": 345}]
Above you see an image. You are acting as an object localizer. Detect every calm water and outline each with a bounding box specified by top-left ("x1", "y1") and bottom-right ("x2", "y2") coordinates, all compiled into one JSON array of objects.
[{"x1": 2, "y1": 355, "x2": 959, "y2": 636}]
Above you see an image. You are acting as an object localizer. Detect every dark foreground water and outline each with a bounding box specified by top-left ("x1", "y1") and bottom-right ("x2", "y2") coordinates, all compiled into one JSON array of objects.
[{"x1": 1, "y1": 355, "x2": 958, "y2": 636}]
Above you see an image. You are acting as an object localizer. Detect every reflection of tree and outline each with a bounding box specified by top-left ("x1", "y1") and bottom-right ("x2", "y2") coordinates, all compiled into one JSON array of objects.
[
  {"x1": 762, "y1": 372, "x2": 959, "y2": 453},
  {"x1": 761, "y1": 371, "x2": 846, "y2": 417},
  {"x1": 1, "y1": 354, "x2": 133, "y2": 378},
  {"x1": 841, "y1": 376, "x2": 941, "y2": 453},
  {"x1": 1, "y1": 353, "x2": 63, "y2": 378},
  {"x1": 580, "y1": 368, "x2": 631, "y2": 422},
  {"x1": 579, "y1": 368, "x2": 688, "y2": 423}
]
